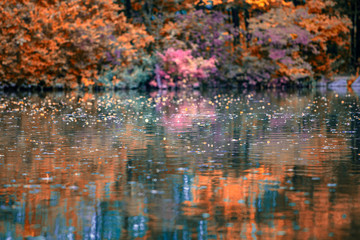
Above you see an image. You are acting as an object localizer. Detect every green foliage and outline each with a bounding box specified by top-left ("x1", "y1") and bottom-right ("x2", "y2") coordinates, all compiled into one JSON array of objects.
[{"x1": 98, "y1": 52, "x2": 156, "y2": 89}]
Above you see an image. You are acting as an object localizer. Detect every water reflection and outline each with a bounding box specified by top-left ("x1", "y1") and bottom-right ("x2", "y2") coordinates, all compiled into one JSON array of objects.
[{"x1": 1, "y1": 89, "x2": 360, "y2": 239}]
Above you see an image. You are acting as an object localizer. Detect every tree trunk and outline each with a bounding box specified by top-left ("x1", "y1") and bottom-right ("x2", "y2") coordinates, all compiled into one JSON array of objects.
[
  {"x1": 356, "y1": 1, "x2": 360, "y2": 69},
  {"x1": 243, "y1": 4, "x2": 249, "y2": 30},
  {"x1": 231, "y1": 7, "x2": 240, "y2": 44},
  {"x1": 125, "y1": 0, "x2": 132, "y2": 18},
  {"x1": 350, "y1": 0, "x2": 355, "y2": 67}
]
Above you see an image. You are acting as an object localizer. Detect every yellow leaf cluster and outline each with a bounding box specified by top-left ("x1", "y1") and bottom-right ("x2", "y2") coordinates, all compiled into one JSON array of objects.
[{"x1": 245, "y1": 0, "x2": 286, "y2": 9}]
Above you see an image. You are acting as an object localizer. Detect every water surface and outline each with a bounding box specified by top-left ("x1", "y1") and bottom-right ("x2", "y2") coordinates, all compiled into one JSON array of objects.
[{"x1": 1, "y1": 89, "x2": 360, "y2": 239}]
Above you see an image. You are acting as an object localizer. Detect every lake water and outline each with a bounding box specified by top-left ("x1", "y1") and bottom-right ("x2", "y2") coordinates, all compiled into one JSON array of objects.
[{"x1": 0, "y1": 89, "x2": 360, "y2": 239}]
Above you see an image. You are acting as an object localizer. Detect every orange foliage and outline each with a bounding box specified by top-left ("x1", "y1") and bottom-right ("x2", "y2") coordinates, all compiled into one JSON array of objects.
[
  {"x1": 0, "y1": 0, "x2": 352, "y2": 88},
  {"x1": 0, "y1": 0, "x2": 153, "y2": 87},
  {"x1": 297, "y1": 0, "x2": 352, "y2": 75}
]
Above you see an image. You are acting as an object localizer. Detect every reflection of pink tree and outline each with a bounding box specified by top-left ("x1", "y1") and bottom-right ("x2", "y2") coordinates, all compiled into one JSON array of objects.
[
  {"x1": 270, "y1": 113, "x2": 293, "y2": 128},
  {"x1": 153, "y1": 92, "x2": 216, "y2": 132}
]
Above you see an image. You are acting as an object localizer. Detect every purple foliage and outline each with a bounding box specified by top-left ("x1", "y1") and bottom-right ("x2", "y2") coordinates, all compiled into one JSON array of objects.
[
  {"x1": 280, "y1": 57, "x2": 294, "y2": 65},
  {"x1": 109, "y1": 35, "x2": 116, "y2": 41},
  {"x1": 244, "y1": 8, "x2": 317, "y2": 87},
  {"x1": 269, "y1": 49, "x2": 286, "y2": 60},
  {"x1": 293, "y1": 30, "x2": 312, "y2": 45},
  {"x1": 173, "y1": 10, "x2": 238, "y2": 81},
  {"x1": 105, "y1": 48, "x2": 124, "y2": 65}
]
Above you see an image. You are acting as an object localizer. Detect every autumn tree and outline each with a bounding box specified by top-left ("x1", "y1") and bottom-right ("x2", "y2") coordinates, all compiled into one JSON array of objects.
[
  {"x1": 240, "y1": 0, "x2": 351, "y2": 87},
  {"x1": 0, "y1": 0, "x2": 354, "y2": 89},
  {"x1": 297, "y1": 0, "x2": 351, "y2": 75},
  {"x1": 118, "y1": 0, "x2": 196, "y2": 47},
  {"x1": 0, "y1": 0, "x2": 153, "y2": 88}
]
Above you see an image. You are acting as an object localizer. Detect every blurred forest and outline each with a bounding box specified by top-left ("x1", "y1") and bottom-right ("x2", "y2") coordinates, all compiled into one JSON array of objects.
[{"x1": 0, "y1": 0, "x2": 358, "y2": 89}]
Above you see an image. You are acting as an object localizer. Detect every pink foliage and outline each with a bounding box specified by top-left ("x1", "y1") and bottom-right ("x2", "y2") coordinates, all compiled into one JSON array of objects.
[{"x1": 156, "y1": 48, "x2": 216, "y2": 88}]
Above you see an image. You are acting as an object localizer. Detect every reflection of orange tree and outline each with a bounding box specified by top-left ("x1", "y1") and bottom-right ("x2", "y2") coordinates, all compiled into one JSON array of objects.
[
  {"x1": 278, "y1": 93, "x2": 360, "y2": 239},
  {"x1": 180, "y1": 161, "x2": 360, "y2": 239},
  {"x1": 250, "y1": 130, "x2": 356, "y2": 239},
  {"x1": 173, "y1": 92, "x2": 360, "y2": 239},
  {"x1": 0, "y1": 91, "x2": 187, "y2": 238},
  {"x1": 181, "y1": 166, "x2": 287, "y2": 239},
  {"x1": 0, "y1": 94, "x2": 130, "y2": 238},
  {"x1": 0, "y1": 122, "x2": 129, "y2": 238},
  {"x1": 1, "y1": 91, "x2": 360, "y2": 238},
  {"x1": 282, "y1": 184, "x2": 360, "y2": 240}
]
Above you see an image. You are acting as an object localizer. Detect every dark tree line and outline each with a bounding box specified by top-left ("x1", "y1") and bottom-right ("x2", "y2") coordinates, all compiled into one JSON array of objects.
[{"x1": 326, "y1": 0, "x2": 360, "y2": 70}]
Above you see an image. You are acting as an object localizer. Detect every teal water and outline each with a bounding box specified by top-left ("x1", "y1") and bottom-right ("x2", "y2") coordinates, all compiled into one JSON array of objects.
[{"x1": 0, "y1": 89, "x2": 360, "y2": 239}]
